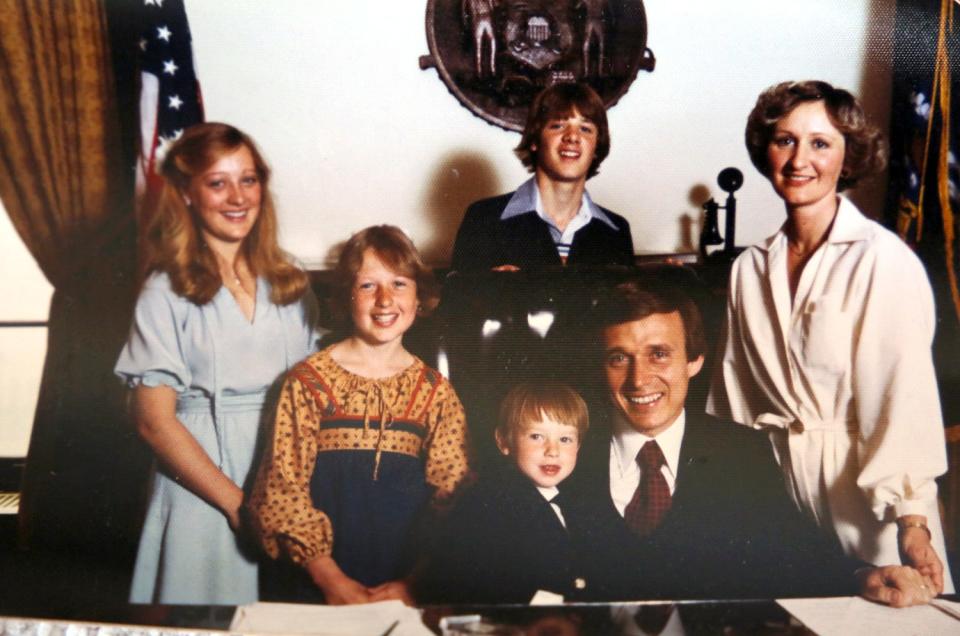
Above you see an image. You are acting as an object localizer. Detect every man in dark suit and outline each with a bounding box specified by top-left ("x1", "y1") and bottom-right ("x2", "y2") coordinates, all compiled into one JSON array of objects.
[
  {"x1": 569, "y1": 279, "x2": 937, "y2": 606},
  {"x1": 450, "y1": 82, "x2": 633, "y2": 272}
]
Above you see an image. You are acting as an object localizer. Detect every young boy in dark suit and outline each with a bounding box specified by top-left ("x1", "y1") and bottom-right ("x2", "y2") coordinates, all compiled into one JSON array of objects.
[{"x1": 416, "y1": 382, "x2": 591, "y2": 604}]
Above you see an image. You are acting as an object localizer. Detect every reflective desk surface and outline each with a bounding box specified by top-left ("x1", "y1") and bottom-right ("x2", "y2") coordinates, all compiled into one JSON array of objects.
[{"x1": 0, "y1": 598, "x2": 811, "y2": 635}]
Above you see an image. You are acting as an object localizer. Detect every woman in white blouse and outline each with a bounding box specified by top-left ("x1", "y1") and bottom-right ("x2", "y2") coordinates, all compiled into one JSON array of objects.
[{"x1": 708, "y1": 80, "x2": 953, "y2": 593}]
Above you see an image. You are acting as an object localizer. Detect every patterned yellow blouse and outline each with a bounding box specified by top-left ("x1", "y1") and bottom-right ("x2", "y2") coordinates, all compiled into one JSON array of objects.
[{"x1": 247, "y1": 346, "x2": 470, "y2": 586}]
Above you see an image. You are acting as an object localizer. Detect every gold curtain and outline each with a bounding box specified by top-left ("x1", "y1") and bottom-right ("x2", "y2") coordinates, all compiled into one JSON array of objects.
[
  {"x1": 0, "y1": 0, "x2": 149, "y2": 563},
  {"x1": 0, "y1": 0, "x2": 129, "y2": 283}
]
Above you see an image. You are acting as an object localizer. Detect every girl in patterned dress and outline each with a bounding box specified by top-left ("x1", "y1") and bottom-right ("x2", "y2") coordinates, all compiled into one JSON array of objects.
[{"x1": 248, "y1": 225, "x2": 470, "y2": 604}]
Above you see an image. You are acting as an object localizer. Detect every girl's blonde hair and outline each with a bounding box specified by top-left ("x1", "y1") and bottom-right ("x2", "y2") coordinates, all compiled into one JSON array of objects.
[{"x1": 140, "y1": 122, "x2": 308, "y2": 305}]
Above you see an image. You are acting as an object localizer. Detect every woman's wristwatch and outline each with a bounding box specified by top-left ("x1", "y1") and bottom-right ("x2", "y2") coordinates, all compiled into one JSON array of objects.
[{"x1": 897, "y1": 519, "x2": 932, "y2": 540}]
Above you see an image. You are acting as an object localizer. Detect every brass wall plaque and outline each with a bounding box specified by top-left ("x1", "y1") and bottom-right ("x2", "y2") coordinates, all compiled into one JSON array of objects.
[{"x1": 421, "y1": 0, "x2": 655, "y2": 131}]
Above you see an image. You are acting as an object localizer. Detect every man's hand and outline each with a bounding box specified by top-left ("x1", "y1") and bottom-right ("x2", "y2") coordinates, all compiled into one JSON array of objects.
[{"x1": 856, "y1": 565, "x2": 936, "y2": 608}]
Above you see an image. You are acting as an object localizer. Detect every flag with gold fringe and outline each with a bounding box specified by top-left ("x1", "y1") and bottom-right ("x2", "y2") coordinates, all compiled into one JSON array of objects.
[{"x1": 888, "y1": 0, "x2": 960, "y2": 425}]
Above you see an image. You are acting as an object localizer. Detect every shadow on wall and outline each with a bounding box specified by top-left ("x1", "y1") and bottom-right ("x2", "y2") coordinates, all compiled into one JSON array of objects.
[
  {"x1": 681, "y1": 183, "x2": 713, "y2": 254},
  {"x1": 418, "y1": 150, "x2": 502, "y2": 267},
  {"x1": 323, "y1": 239, "x2": 347, "y2": 272},
  {"x1": 850, "y1": 0, "x2": 896, "y2": 217}
]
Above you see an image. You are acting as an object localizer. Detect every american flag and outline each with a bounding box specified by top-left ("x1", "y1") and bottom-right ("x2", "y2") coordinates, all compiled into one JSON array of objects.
[{"x1": 135, "y1": 0, "x2": 204, "y2": 219}]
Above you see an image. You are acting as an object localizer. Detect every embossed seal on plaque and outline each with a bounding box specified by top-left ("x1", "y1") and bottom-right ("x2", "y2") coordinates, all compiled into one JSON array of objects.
[{"x1": 420, "y1": 1, "x2": 655, "y2": 131}]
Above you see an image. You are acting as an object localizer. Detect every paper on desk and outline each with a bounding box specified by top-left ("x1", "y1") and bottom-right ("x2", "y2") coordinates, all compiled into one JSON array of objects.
[
  {"x1": 230, "y1": 600, "x2": 432, "y2": 636},
  {"x1": 931, "y1": 598, "x2": 960, "y2": 621},
  {"x1": 529, "y1": 589, "x2": 565, "y2": 605},
  {"x1": 777, "y1": 596, "x2": 960, "y2": 636}
]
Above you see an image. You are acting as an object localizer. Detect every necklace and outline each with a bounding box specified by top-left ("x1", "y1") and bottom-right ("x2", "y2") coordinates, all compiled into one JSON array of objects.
[
  {"x1": 204, "y1": 243, "x2": 251, "y2": 296},
  {"x1": 217, "y1": 259, "x2": 248, "y2": 294},
  {"x1": 220, "y1": 263, "x2": 241, "y2": 286},
  {"x1": 229, "y1": 270, "x2": 252, "y2": 296}
]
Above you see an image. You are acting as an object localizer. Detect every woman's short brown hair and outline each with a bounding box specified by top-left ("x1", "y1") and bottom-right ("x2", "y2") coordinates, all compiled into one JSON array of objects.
[
  {"x1": 514, "y1": 82, "x2": 610, "y2": 180},
  {"x1": 745, "y1": 80, "x2": 887, "y2": 192},
  {"x1": 496, "y1": 382, "x2": 590, "y2": 450},
  {"x1": 331, "y1": 225, "x2": 438, "y2": 329}
]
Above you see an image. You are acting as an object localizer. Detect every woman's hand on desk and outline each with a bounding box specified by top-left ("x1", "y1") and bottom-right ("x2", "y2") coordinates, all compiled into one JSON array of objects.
[
  {"x1": 305, "y1": 555, "x2": 372, "y2": 604},
  {"x1": 856, "y1": 565, "x2": 937, "y2": 608},
  {"x1": 897, "y1": 515, "x2": 945, "y2": 594}
]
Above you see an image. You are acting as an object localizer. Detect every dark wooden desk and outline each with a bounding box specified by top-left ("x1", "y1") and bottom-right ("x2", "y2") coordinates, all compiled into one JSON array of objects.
[{"x1": 0, "y1": 599, "x2": 806, "y2": 635}]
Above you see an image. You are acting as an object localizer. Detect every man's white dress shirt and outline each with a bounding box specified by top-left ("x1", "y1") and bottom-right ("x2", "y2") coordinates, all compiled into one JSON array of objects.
[
  {"x1": 609, "y1": 411, "x2": 686, "y2": 516},
  {"x1": 537, "y1": 485, "x2": 566, "y2": 528}
]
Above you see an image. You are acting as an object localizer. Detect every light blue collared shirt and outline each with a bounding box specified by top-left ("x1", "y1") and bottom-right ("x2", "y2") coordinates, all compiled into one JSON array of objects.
[{"x1": 501, "y1": 178, "x2": 618, "y2": 259}]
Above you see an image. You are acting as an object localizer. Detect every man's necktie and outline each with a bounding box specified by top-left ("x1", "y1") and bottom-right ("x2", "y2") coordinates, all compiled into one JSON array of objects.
[{"x1": 623, "y1": 440, "x2": 671, "y2": 537}]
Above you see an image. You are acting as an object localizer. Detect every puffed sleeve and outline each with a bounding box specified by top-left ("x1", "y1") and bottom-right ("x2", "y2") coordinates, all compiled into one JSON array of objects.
[
  {"x1": 422, "y1": 379, "x2": 471, "y2": 506},
  {"x1": 852, "y1": 238, "x2": 947, "y2": 520},
  {"x1": 114, "y1": 273, "x2": 190, "y2": 392},
  {"x1": 247, "y1": 370, "x2": 334, "y2": 564}
]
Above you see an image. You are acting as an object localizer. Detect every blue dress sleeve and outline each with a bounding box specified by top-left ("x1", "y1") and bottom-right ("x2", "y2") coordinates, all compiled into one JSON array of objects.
[{"x1": 115, "y1": 273, "x2": 191, "y2": 392}]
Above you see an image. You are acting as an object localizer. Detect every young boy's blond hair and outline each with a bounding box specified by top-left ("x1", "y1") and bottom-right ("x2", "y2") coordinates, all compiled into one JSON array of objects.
[{"x1": 495, "y1": 382, "x2": 590, "y2": 450}]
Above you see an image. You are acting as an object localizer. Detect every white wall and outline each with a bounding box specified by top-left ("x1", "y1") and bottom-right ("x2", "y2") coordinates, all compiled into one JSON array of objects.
[
  {"x1": 0, "y1": 0, "x2": 897, "y2": 456},
  {"x1": 0, "y1": 200, "x2": 53, "y2": 457},
  {"x1": 186, "y1": 0, "x2": 895, "y2": 267}
]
